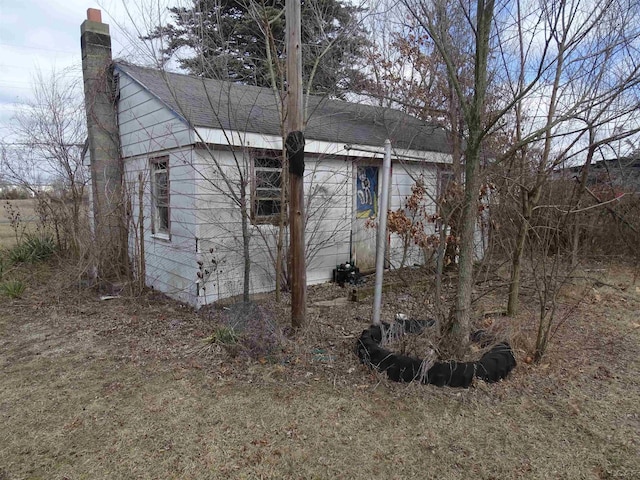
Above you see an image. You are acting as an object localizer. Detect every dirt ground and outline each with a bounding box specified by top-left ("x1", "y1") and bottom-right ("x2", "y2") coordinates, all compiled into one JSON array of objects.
[{"x1": 1, "y1": 260, "x2": 639, "y2": 479}]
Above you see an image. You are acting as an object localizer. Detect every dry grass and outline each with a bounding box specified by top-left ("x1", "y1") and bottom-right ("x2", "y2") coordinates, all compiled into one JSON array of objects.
[
  {"x1": 0, "y1": 199, "x2": 39, "y2": 248},
  {"x1": 0, "y1": 260, "x2": 639, "y2": 479}
]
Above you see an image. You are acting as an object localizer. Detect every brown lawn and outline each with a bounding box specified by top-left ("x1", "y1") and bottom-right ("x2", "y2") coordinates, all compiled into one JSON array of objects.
[
  {"x1": 0, "y1": 199, "x2": 39, "y2": 248},
  {"x1": 0, "y1": 260, "x2": 639, "y2": 479}
]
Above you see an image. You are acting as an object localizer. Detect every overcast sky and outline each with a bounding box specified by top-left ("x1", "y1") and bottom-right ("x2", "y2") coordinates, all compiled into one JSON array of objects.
[{"x1": 0, "y1": 0, "x2": 164, "y2": 139}]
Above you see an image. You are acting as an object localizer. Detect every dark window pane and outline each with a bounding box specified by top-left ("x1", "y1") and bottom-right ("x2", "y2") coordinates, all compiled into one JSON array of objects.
[
  {"x1": 158, "y1": 206, "x2": 169, "y2": 231},
  {"x1": 151, "y1": 158, "x2": 170, "y2": 233},
  {"x1": 253, "y1": 154, "x2": 282, "y2": 221},
  {"x1": 256, "y1": 199, "x2": 281, "y2": 217},
  {"x1": 156, "y1": 171, "x2": 168, "y2": 187}
]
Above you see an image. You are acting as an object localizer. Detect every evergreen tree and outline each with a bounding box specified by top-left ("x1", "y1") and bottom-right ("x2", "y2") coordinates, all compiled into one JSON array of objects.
[{"x1": 143, "y1": 0, "x2": 367, "y2": 95}]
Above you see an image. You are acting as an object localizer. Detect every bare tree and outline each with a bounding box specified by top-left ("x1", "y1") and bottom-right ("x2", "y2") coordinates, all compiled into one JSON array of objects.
[
  {"x1": 1, "y1": 68, "x2": 88, "y2": 255},
  {"x1": 500, "y1": 0, "x2": 640, "y2": 316},
  {"x1": 364, "y1": 0, "x2": 640, "y2": 358},
  {"x1": 394, "y1": 0, "x2": 496, "y2": 357}
]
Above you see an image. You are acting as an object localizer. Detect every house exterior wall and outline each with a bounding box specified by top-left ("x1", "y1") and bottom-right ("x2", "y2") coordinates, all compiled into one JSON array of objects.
[
  {"x1": 388, "y1": 162, "x2": 440, "y2": 268},
  {"x1": 193, "y1": 147, "x2": 352, "y2": 307},
  {"x1": 304, "y1": 154, "x2": 353, "y2": 282},
  {"x1": 119, "y1": 143, "x2": 455, "y2": 309},
  {"x1": 117, "y1": 71, "x2": 193, "y2": 159},
  {"x1": 115, "y1": 73, "x2": 456, "y2": 307},
  {"x1": 123, "y1": 147, "x2": 198, "y2": 305},
  {"x1": 119, "y1": 139, "x2": 450, "y2": 309}
]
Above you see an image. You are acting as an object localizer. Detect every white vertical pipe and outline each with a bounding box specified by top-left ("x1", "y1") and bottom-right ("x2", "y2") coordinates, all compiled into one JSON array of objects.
[
  {"x1": 372, "y1": 139, "x2": 392, "y2": 325},
  {"x1": 351, "y1": 161, "x2": 357, "y2": 265}
]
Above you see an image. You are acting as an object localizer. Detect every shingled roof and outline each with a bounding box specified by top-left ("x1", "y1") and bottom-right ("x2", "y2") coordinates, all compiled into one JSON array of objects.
[{"x1": 115, "y1": 62, "x2": 451, "y2": 154}]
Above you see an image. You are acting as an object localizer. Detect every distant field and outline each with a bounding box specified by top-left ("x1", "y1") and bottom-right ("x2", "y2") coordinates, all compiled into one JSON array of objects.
[{"x1": 0, "y1": 199, "x2": 39, "y2": 248}]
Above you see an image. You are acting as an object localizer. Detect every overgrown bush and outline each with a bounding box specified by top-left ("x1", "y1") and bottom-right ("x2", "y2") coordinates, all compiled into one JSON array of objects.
[
  {"x1": 239, "y1": 310, "x2": 283, "y2": 361},
  {"x1": 507, "y1": 177, "x2": 640, "y2": 263},
  {"x1": 0, "y1": 188, "x2": 30, "y2": 200}
]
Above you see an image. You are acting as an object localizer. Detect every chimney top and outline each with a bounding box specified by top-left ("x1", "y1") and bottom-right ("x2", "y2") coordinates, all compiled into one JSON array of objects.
[{"x1": 87, "y1": 8, "x2": 102, "y2": 23}]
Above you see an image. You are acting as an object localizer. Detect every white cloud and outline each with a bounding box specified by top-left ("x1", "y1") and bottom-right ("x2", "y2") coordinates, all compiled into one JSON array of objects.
[{"x1": 0, "y1": 0, "x2": 153, "y2": 121}]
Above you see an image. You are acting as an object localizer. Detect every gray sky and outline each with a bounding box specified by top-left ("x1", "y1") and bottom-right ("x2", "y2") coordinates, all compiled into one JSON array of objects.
[{"x1": 0, "y1": 0, "x2": 158, "y2": 139}]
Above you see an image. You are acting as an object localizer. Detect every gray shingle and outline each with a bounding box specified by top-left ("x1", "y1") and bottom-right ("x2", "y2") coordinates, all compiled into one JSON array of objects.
[{"x1": 115, "y1": 62, "x2": 451, "y2": 153}]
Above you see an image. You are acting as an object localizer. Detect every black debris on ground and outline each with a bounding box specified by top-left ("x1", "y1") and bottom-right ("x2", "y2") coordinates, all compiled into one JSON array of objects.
[{"x1": 355, "y1": 322, "x2": 516, "y2": 388}]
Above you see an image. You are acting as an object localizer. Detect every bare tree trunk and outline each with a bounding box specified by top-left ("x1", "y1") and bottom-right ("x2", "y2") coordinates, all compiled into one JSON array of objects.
[
  {"x1": 240, "y1": 186, "x2": 251, "y2": 303},
  {"x1": 447, "y1": 141, "x2": 481, "y2": 356},
  {"x1": 570, "y1": 138, "x2": 596, "y2": 267},
  {"x1": 434, "y1": 216, "x2": 449, "y2": 328},
  {"x1": 507, "y1": 10, "x2": 566, "y2": 315},
  {"x1": 138, "y1": 172, "x2": 146, "y2": 293},
  {"x1": 444, "y1": 0, "x2": 494, "y2": 358},
  {"x1": 506, "y1": 0, "x2": 529, "y2": 317},
  {"x1": 507, "y1": 189, "x2": 533, "y2": 315}
]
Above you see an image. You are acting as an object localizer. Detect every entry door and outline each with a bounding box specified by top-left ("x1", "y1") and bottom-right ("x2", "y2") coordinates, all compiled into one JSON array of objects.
[{"x1": 353, "y1": 165, "x2": 380, "y2": 272}]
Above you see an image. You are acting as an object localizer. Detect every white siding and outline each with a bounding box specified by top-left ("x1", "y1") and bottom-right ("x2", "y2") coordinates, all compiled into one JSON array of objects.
[
  {"x1": 193, "y1": 147, "x2": 352, "y2": 306},
  {"x1": 124, "y1": 147, "x2": 198, "y2": 305},
  {"x1": 387, "y1": 162, "x2": 439, "y2": 268},
  {"x1": 121, "y1": 141, "x2": 452, "y2": 308},
  {"x1": 115, "y1": 76, "x2": 455, "y2": 307},
  {"x1": 117, "y1": 72, "x2": 193, "y2": 159},
  {"x1": 193, "y1": 146, "x2": 253, "y2": 304},
  {"x1": 304, "y1": 157, "x2": 352, "y2": 282}
]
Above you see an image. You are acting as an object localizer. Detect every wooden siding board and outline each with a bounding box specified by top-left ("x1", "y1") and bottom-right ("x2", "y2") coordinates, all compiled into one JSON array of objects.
[
  {"x1": 117, "y1": 71, "x2": 193, "y2": 158},
  {"x1": 123, "y1": 147, "x2": 198, "y2": 305},
  {"x1": 193, "y1": 148, "x2": 351, "y2": 305},
  {"x1": 388, "y1": 162, "x2": 439, "y2": 268}
]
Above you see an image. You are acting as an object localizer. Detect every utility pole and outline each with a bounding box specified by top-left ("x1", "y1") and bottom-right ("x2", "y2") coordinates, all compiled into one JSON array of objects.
[{"x1": 286, "y1": 0, "x2": 306, "y2": 328}]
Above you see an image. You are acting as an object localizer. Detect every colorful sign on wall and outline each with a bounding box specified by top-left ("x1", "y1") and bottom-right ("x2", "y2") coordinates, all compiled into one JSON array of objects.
[{"x1": 356, "y1": 166, "x2": 378, "y2": 218}]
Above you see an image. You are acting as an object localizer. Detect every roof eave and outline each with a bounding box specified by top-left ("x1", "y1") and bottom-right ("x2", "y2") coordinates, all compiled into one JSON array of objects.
[{"x1": 194, "y1": 126, "x2": 452, "y2": 164}]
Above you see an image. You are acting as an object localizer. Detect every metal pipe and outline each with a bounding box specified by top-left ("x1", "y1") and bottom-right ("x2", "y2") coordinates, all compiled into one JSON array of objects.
[{"x1": 372, "y1": 139, "x2": 392, "y2": 325}]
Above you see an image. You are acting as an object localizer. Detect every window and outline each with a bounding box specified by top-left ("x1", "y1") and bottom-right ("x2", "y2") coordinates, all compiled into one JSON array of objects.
[
  {"x1": 252, "y1": 154, "x2": 282, "y2": 223},
  {"x1": 150, "y1": 157, "x2": 170, "y2": 236}
]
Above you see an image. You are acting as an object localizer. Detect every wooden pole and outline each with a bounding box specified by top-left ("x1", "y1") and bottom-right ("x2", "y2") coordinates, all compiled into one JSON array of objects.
[{"x1": 286, "y1": 0, "x2": 306, "y2": 328}]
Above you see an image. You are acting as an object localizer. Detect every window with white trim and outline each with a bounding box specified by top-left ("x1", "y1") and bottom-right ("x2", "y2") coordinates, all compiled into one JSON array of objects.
[
  {"x1": 252, "y1": 154, "x2": 282, "y2": 223},
  {"x1": 150, "y1": 157, "x2": 170, "y2": 235}
]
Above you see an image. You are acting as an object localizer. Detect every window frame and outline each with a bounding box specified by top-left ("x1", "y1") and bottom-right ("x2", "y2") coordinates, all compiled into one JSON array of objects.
[
  {"x1": 251, "y1": 150, "x2": 283, "y2": 225},
  {"x1": 150, "y1": 156, "x2": 171, "y2": 238}
]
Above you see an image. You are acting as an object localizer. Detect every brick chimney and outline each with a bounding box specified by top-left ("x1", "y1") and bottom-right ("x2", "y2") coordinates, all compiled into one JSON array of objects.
[{"x1": 81, "y1": 9, "x2": 128, "y2": 279}]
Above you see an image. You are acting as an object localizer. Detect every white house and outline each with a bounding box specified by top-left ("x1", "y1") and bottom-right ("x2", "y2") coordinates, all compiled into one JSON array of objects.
[{"x1": 81, "y1": 10, "x2": 456, "y2": 308}]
